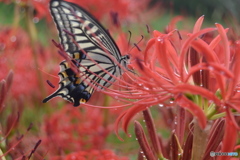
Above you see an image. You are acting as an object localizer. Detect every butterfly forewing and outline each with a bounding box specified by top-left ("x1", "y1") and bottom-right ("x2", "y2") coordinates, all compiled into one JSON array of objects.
[
  {"x1": 43, "y1": 0, "x2": 128, "y2": 106},
  {"x1": 50, "y1": 0, "x2": 121, "y2": 60}
]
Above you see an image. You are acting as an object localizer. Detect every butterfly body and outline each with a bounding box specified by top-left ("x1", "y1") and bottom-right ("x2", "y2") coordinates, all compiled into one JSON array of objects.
[{"x1": 43, "y1": 0, "x2": 129, "y2": 106}]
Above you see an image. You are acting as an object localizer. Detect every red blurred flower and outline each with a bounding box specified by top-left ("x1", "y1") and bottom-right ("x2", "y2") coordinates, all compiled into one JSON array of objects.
[
  {"x1": 31, "y1": 0, "x2": 51, "y2": 21},
  {"x1": 40, "y1": 106, "x2": 127, "y2": 158},
  {"x1": 0, "y1": 26, "x2": 55, "y2": 102},
  {"x1": 61, "y1": 150, "x2": 128, "y2": 160},
  {"x1": 1, "y1": 0, "x2": 151, "y2": 23},
  {"x1": 67, "y1": 0, "x2": 150, "y2": 22},
  {"x1": 0, "y1": 27, "x2": 37, "y2": 98}
]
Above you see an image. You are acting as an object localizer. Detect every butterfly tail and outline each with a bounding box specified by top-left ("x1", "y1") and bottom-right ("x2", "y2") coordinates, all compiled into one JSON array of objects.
[
  {"x1": 43, "y1": 60, "x2": 92, "y2": 106},
  {"x1": 42, "y1": 83, "x2": 74, "y2": 104},
  {"x1": 42, "y1": 83, "x2": 91, "y2": 107},
  {"x1": 42, "y1": 94, "x2": 54, "y2": 103}
]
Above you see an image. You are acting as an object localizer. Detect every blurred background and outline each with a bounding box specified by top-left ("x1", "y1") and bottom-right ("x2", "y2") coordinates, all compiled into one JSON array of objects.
[
  {"x1": 0, "y1": 0, "x2": 240, "y2": 159},
  {"x1": 152, "y1": 0, "x2": 240, "y2": 22}
]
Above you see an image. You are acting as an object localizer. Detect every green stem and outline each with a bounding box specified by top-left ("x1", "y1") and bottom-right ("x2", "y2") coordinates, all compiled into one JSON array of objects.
[
  {"x1": 209, "y1": 112, "x2": 226, "y2": 120},
  {"x1": 103, "y1": 95, "x2": 110, "y2": 127},
  {"x1": 206, "y1": 104, "x2": 217, "y2": 119},
  {"x1": 13, "y1": 2, "x2": 20, "y2": 28},
  {"x1": 25, "y1": 5, "x2": 46, "y2": 97},
  {"x1": 191, "y1": 118, "x2": 210, "y2": 160}
]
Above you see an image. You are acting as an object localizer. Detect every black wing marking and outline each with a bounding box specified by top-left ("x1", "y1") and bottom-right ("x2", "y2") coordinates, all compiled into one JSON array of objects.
[{"x1": 43, "y1": 60, "x2": 92, "y2": 106}]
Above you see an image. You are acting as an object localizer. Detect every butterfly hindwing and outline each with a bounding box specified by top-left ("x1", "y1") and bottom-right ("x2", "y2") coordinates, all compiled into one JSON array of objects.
[
  {"x1": 43, "y1": 59, "x2": 91, "y2": 106},
  {"x1": 43, "y1": 0, "x2": 128, "y2": 106}
]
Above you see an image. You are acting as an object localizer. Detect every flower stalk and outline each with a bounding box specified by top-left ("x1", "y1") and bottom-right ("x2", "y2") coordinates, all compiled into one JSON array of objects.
[{"x1": 191, "y1": 118, "x2": 210, "y2": 160}]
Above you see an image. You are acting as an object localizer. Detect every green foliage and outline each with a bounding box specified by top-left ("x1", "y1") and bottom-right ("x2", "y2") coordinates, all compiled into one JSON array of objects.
[{"x1": 0, "y1": 2, "x2": 15, "y2": 24}]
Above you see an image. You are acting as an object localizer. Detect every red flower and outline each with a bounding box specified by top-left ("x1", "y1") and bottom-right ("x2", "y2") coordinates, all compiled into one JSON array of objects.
[
  {"x1": 0, "y1": 27, "x2": 37, "y2": 98},
  {"x1": 67, "y1": 0, "x2": 150, "y2": 22},
  {"x1": 62, "y1": 150, "x2": 128, "y2": 160},
  {"x1": 107, "y1": 16, "x2": 240, "y2": 154},
  {"x1": 1, "y1": 0, "x2": 151, "y2": 24},
  {"x1": 0, "y1": 26, "x2": 56, "y2": 103},
  {"x1": 40, "y1": 106, "x2": 127, "y2": 158}
]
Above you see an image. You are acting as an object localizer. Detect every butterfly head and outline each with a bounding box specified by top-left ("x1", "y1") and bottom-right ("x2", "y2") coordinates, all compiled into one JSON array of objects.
[{"x1": 120, "y1": 55, "x2": 130, "y2": 67}]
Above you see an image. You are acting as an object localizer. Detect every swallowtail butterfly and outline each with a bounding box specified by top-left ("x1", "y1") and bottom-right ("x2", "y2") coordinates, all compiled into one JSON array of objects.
[{"x1": 43, "y1": 0, "x2": 130, "y2": 106}]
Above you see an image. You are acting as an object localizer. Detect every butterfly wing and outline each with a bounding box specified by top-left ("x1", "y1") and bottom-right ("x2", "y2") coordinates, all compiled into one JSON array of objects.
[{"x1": 43, "y1": 0, "x2": 125, "y2": 106}]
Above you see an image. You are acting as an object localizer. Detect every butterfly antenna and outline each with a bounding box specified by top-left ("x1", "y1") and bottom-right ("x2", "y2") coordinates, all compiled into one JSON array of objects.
[
  {"x1": 146, "y1": 24, "x2": 150, "y2": 33},
  {"x1": 128, "y1": 30, "x2": 132, "y2": 48}
]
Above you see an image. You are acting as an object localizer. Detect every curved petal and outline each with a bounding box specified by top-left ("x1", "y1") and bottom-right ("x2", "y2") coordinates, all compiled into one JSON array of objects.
[
  {"x1": 215, "y1": 23, "x2": 230, "y2": 70},
  {"x1": 122, "y1": 105, "x2": 149, "y2": 135},
  {"x1": 185, "y1": 62, "x2": 234, "y2": 83},
  {"x1": 193, "y1": 15, "x2": 204, "y2": 33},
  {"x1": 175, "y1": 94, "x2": 207, "y2": 129},
  {"x1": 174, "y1": 84, "x2": 221, "y2": 106},
  {"x1": 191, "y1": 39, "x2": 225, "y2": 97},
  {"x1": 179, "y1": 28, "x2": 216, "y2": 81},
  {"x1": 144, "y1": 38, "x2": 155, "y2": 64},
  {"x1": 114, "y1": 111, "x2": 127, "y2": 141},
  {"x1": 156, "y1": 39, "x2": 179, "y2": 84}
]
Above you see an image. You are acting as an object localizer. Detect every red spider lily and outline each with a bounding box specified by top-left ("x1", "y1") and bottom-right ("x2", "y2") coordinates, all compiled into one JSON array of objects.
[
  {"x1": 106, "y1": 16, "x2": 240, "y2": 158},
  {"x1": 43, "y1": 11, "x2": 240, "y2": 158},
  {"x1": 114, "y1": 16, "x2": 235, "y2": 124}
]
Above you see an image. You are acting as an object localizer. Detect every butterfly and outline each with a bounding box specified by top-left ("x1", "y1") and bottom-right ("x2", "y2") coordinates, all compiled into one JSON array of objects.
[{"x1": 43, "y1": 0, "x2": 130, "y2": 106}]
